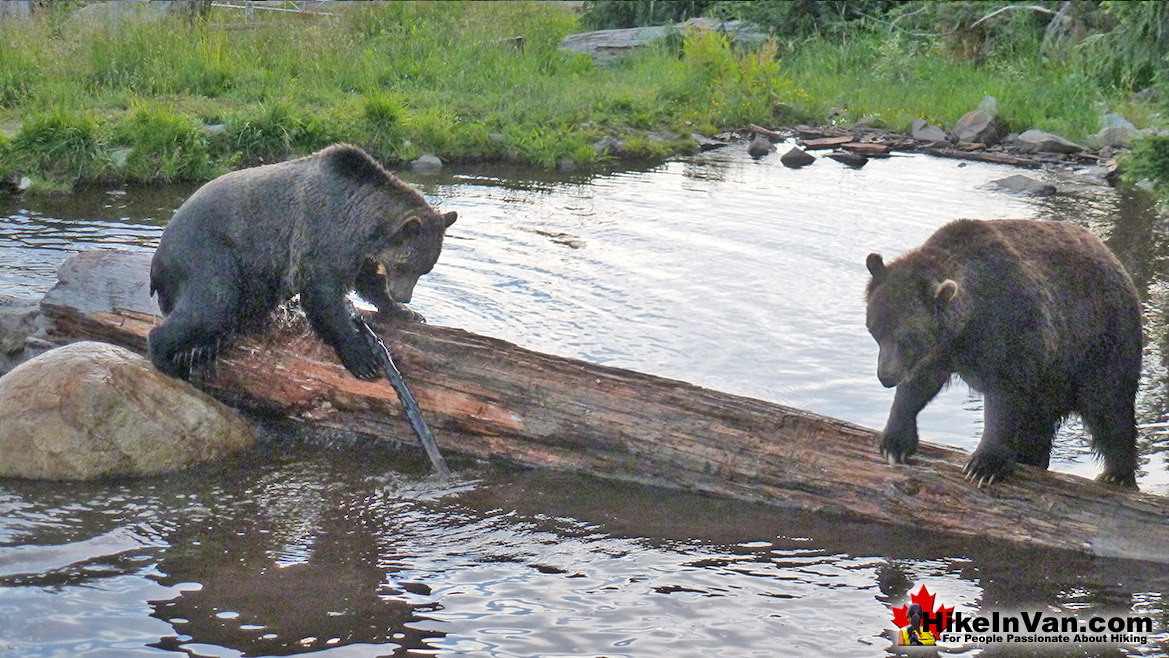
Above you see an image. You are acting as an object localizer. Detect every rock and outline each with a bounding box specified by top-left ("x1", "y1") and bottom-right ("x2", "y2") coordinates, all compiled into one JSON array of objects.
[
  {"x1": 1131, "y1": 87, "x2": 1157, "y2": 103},
  {"x1": 110, "y1": 147, "x2": 132, "y2": 169},
  {"x1": 1094, "y1": 113, "x2": 1137, "y2": 148},
  {"x1": 204, "y1": 123, "x2": 228, "y2": 136},
  {"x1": 17, "y1": 176, "x2": 31, "y2": 192},
  {"x1": 854, "y1": 115, "x2": 882, "y2": 129},
  {"x1": 978, "y1": 95, "x2": 998, "y2": 117},
  {"x1": 910, "y1": 118, "x2": 948, "y2": 143},
  {"x1": 691, "y1": 132, "x2": 726, "y2": 152},
  {"x1": 827, "y1": 151, "x2": 868, "y2": 168},
  {"x1": 409, "y1": 154, "x2": 443, "y2": 174},
  {"x1": 952, "y1": 110, "x2": 997, "y2": 145},
  {"x1": 559, "y1": 18, "x2": 765, "y2": 65},
  {"x1": 557, "y1": 157, "x2": 577, "y2": 173},
  {"x1": 747, "y1": 134, "x2": 776, "y2": 159},
  {"x1": 780, "y1": 147, "x2": 816, "y2": 168},
  {"x1": 0, "y1": 341, "x2": 255, "y2": 480},
  {"x1": 0, "y1": 296, "x2": 39, "y2": 356},
  {"x1": 986, "y1": 174, "x2": 1056, "y2": 197},
  {"x1": 1074, "y1": 165, "x2": 1114, "y2": 185},
  {"x1": 1016, "y1": 129, "x2": 1083, "y2": 154},
  {"x1": 0, "y1": 296, "x2": 41, "y2": 377},
  {"x1": 592, "y1": 137, "x2": 622, "y2": 156}
]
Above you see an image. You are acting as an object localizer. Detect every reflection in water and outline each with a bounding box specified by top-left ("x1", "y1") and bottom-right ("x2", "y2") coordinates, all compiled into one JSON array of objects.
[
  {"x1": 2, "y1": 151, "x2": 1169, "y2": 656},
  {"x1": 1, "y1": 442, "x2": 1168, "y2": 657}
]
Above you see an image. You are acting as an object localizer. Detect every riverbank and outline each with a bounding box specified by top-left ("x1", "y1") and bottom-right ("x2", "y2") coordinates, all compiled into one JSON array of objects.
[{"x1": 0, "y1": 2, "x2": 1163, "y2": 192}]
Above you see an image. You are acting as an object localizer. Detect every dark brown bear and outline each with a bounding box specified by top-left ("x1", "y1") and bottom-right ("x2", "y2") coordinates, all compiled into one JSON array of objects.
[
  {"x1": 149, "y1": 143, "x2": 456, "y2": 381},
  {"x1": 865, "y1": 219, "x2": 1141, "y2": 487}
]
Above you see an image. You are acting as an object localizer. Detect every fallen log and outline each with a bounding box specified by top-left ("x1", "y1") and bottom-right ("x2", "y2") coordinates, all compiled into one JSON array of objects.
[{"x1": 36, "y1": 250, "x2": 1169, "y2": 563}]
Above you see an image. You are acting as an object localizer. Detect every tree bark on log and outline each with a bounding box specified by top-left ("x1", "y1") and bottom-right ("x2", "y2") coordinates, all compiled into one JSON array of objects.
[{"x1": 35, "y1": 250, "x2": 1169, "y2": 563}]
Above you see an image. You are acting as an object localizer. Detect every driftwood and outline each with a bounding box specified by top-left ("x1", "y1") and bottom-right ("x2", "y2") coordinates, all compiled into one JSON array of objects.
[{"x1": 36, "y1": 250, "x2": 1169, "y2": 563}]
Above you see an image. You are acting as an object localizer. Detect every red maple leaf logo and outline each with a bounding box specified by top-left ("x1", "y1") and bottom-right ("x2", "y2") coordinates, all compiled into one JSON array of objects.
[{"x1": 892, "y1": 585, "x2": 954, "y2": 633}]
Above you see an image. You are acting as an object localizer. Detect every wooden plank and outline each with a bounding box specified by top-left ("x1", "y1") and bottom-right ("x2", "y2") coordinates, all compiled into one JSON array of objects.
[
  {"x1": 35, "y1": 250, "x2": 1169, "y2": 563},
  {"x1": 841, "y1": 142, "x2": 893, "y2": 156},
  {"x1": 801, "y1": 136, "x2": 853, "y2": 150}
]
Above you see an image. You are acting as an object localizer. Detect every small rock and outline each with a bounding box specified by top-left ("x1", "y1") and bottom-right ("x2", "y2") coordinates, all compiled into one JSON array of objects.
[
  {"x1": 1016, "y1": 129, "x2": 1083, "y2": 154},
  {"x1": 17, "y1": 176, "x2": 31, "y2": 192},
  {"x1": 978, "y1": 95, "x2": 998, "y2": 117},
  {"x1": 204, "y1": 123, "x2": 227, "y2": 136},
  {"x1": 1131, "y1": 87, "x2": 1156, "y2": 103},
  {"x1": 557, "y1": 157, "x2": 577, "y2": 173},
  {"x1": 0, "y1": 296, "x2": 39, "y2": 356},
  {"x1": 827, "y1": 107, "x2": 848, "y2": 122},
  {"x1": 0, "y1": 341, "x2": 256, "y2": 480},
  {"x1": 827, "y1": 151, "x2": 868, "y2": 168},
  {"x1": 747, "y1": 134, "x2": 776, "y2": 159},
  {"x1": 987, "y1": 174, "x2": 1056, "y2": 197},
  {"x1": 0, "y1": 296, "x2": 41, "y2": 377},
  {"x1": 1075, "y1": 165, "x2": 1113, "y2": 185},
  {"x1": 592, "y1": 137, "x2": 622, "y2": 156},
  {"x1": 910, "y1": 118, "x2": 948, "y2": 143},
  {"x1": 1094, "y1": 113, "x2": 1137, "y2": 148},
  {"x1": 952, "y1": 110, "x2": 997, "y2": 145},
  {"x1": 780, "y1": 146, "x2": 816, "y2": 168},
  {"x1": 409, "y1": 154, "x2": 443, "y2": 174},
  {"x1": 110, "y1": 147, "x2": 132, "y2": 169},
  {"x1": 854, "y1": 115, "x2": 882, "y2": 129},
  {"x1": 691, "y1": 132, "x2": 726, "y2": 152}
]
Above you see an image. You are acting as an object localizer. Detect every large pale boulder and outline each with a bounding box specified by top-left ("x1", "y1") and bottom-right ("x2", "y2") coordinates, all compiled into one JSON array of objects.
[{"x1": 0, "y1": 341, "x2": 255, "y2": 480}]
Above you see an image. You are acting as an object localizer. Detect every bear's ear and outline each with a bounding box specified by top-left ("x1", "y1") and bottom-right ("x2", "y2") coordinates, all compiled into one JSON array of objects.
[
  {"x1": 866, "y1": 253, "x2": 887, "y2": 283},
  {"x1": 397, "y1": 215, "x2": 422, "y2": 240},
  {"x1": 935, "y1": 279, "x2": 958, "y2": 303},
  {"x1": 442, "y1": 210, "x2": 457, "y2": 228}
]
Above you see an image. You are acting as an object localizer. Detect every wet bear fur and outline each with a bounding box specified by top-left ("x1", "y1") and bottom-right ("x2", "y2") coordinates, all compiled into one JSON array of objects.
[
  {"x1": 865, "y1": 219, "x2": 1141, "y2": 487},
  {"x1": 149, "y1": 143, "x2": 456, "y2": 381}
]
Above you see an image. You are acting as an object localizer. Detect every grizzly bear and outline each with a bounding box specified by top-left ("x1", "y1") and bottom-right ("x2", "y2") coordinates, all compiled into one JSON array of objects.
[
  {"x1": 149, "y1": 143, "x2": 456, "y2": 381},
  {"x1": 865, "y1": 219, "x2": 1141, "y2": 487}
]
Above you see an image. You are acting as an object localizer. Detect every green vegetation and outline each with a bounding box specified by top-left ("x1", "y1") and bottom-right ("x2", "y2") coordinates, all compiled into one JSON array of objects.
[{"x1": 0, "y1": 1, "x2": 1166, "y2": 193}]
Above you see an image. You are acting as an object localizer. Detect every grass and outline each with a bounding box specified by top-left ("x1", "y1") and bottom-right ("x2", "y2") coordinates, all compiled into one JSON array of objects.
[
  {"x1": 782, "y1": 32, "x2": 1130, "y2": 139},
  {"x1": 0, "y1": 1, "x2": 1163, "y2": 189}
]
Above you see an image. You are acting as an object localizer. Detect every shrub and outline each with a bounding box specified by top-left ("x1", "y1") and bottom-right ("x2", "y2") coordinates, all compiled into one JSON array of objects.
[
  {"x1": 12, "y1": 109, "x2": 109, "y2": 185},
  {"x1": 110, "y1": 103, "x2": 222, "y2": 182},
  {"x1": 1124, "y1": 135, "x2": 1169, "y2": 195}
]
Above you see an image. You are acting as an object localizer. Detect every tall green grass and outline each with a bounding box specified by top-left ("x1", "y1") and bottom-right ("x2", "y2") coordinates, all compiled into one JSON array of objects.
[
  {"x1": 4, "y1": 1, "x2": 795, "y2": 186},
  {"x1": 0, "y1": 1, "x2": 1162, "y2": 189},
  {"x1": 782, "y1": 33, "x2": 1119, "y2": 139}
]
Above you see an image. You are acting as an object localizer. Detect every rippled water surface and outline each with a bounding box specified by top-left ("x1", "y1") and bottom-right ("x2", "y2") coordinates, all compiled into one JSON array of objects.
[{"x1": 3, "y1": 148, "x2": 1169, "y2": 656}]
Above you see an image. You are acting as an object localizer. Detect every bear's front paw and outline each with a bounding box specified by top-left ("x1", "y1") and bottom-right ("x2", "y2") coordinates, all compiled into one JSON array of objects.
[
  {"x1": 337, "y1": 335, "x2": 383, "y2": 381},
  {"x1": 963, "y1": 447, "x2": 1015, "y2": 487},
  {"x1": 381, "y1": 301, "x2": 426, "y2": 324},
  {"x1": 879, "y1": 426, "x2": 918, "y2": 465}
]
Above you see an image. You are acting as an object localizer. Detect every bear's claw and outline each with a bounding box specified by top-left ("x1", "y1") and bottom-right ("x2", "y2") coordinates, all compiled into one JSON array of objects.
[{"x1": 963, "y1": 449, "x2": 1013, "y2": 488}]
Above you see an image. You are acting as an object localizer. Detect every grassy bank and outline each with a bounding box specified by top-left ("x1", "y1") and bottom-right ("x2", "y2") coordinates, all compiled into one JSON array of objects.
[
  {"x1": 0, "y1": 1, "x2": 1164, "y2": 191},
  {"x1": 0, "y1": 2, "x2": 789, "y2": 189}
]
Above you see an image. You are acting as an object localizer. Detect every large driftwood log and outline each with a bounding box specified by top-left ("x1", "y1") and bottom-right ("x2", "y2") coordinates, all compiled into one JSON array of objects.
[{"x1": 37, "y1": 250, "x2": 1169, "y2": 563}]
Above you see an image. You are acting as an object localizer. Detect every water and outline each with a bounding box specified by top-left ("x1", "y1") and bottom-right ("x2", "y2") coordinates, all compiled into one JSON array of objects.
[{"x1": 2, "y1": 148, "x2": 1169, "y2": 656}]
